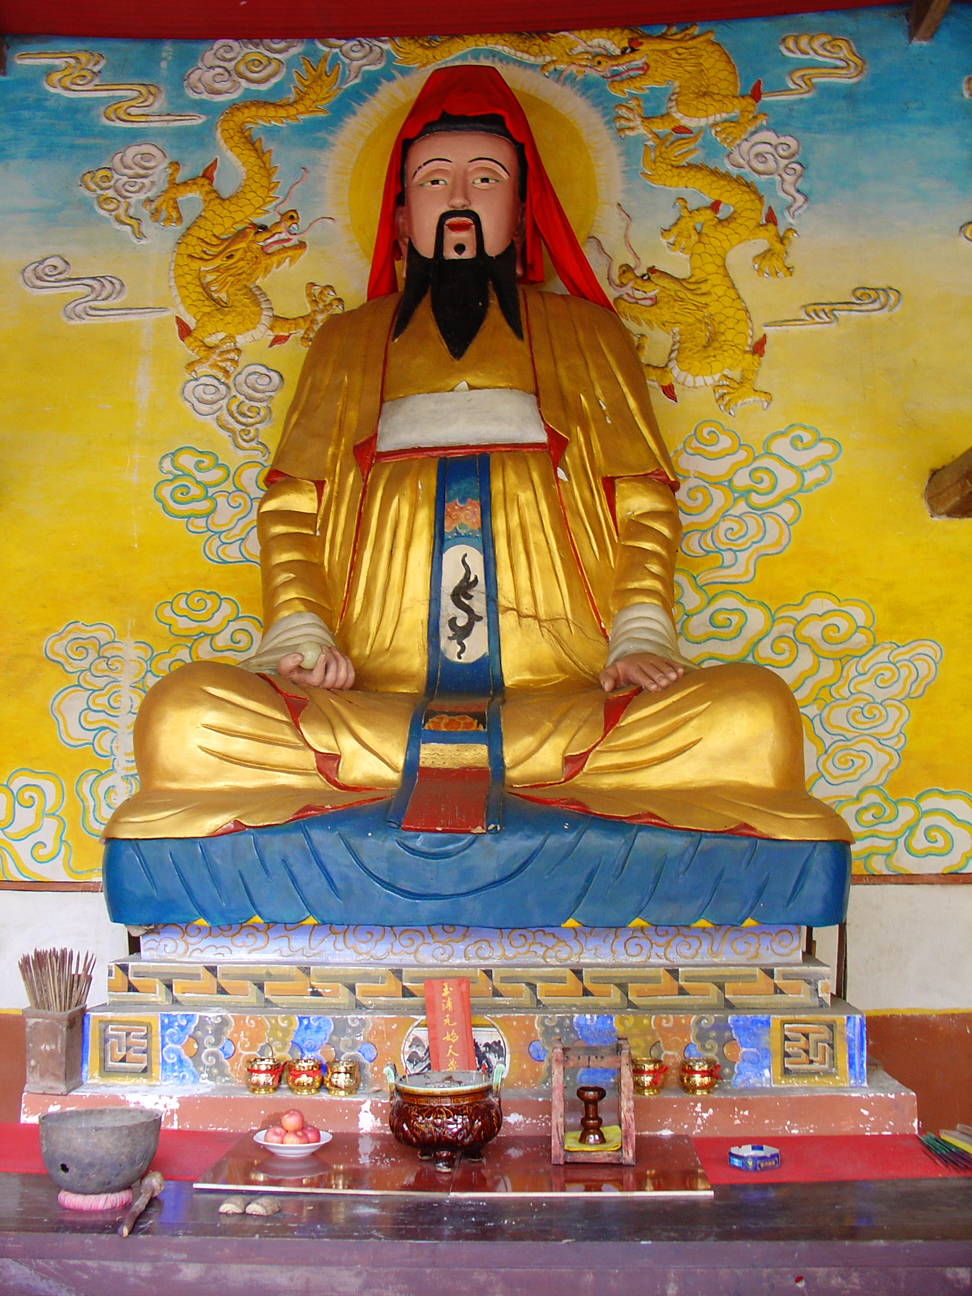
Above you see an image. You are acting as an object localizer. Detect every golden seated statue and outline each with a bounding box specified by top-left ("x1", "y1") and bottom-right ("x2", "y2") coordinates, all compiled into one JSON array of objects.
[{"x1": 104, "y1": 65, "x2": 850, "y2": 863}]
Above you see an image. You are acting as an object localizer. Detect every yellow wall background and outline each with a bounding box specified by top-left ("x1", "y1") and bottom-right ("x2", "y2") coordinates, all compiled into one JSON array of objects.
[{"x1": 1, "y1": 13, "x2": 970, "y2": 881}]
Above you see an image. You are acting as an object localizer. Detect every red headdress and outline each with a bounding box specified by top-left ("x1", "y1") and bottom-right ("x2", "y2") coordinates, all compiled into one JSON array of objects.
[{"x1": 367, "y1": 65, "x2": 611, "y2": 311}]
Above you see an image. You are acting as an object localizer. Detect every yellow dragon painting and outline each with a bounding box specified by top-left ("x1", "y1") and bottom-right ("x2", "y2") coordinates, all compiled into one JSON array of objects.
[
  {"x1": 610, "y1": 128, "x2": 795, "y2": 415},
  {"x1": 148, "y1": 55, "x2": 344, "y2": 380},
  {"x1": 592, "y1": 24, "x2": 767, "y2": 149},
  {"x1": 391, "y1": 31, "x2": 644, "y2": 75},
  {"x1": 393, "y1": 26, "x2": 765, "y2": 150}
]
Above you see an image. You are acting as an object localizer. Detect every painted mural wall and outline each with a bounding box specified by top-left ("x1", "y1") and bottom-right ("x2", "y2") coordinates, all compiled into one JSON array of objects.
[{"x1": 1, "y1": 7, "x2": 970, "y2": 885}]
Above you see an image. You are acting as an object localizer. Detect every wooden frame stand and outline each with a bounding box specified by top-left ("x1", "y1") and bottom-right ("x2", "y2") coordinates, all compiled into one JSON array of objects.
[{"x1": 550, "y1": 1035, "x2": 635, "y2": 1165}]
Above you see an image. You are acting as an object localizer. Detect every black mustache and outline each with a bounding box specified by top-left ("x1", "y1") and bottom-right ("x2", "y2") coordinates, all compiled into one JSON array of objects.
[{"x1": 394, "y1": 209, "x2": 522, "y2": 359}]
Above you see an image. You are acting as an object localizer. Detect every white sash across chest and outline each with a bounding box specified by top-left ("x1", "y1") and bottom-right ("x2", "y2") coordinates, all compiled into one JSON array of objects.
[{"x1": 375, "y1": 385, "x2": 546, "y2": 454}]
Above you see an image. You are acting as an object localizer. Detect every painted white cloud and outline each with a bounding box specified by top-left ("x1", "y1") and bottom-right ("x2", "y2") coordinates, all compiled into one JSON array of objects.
[
  {"x1": 727, "y1": 129, "x2": 808, "y2": 219},
  {"x1": 184, "y1": 40, "x2": 305, "y2": 99},
  {"x1": 182, "y1": 363, "x2": 283, "y2": 459},
  {"x1": 674, "y1": 421, "x2": 840, "y2": 586},
  {"x1": 45, "y1": 597, "x2": 261, "y2": 835},
  {"x1": 0, "y1": 770, "x2": 71, "y2": 881},
  {"x1": 154, "y1": 447, "x2": 264, "y2": 565}
]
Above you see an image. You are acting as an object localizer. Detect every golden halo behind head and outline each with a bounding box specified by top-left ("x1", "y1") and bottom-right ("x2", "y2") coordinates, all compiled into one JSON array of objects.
[{"x1": 326, "y1": 64, "x2": 621, "y2": 286}]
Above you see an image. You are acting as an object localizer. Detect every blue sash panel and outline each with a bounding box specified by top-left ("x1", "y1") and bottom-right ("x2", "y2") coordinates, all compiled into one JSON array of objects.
[
  {"x1": 388, "y1": 454, "x2": 504, "y2": 832},
  {"x1": 428, "y1": 453, "x2": 502, "y2": 696}
]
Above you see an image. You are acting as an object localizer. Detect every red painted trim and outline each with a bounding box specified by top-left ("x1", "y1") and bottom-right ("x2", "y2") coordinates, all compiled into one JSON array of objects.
[
  {"x1": 510, "y1": 791, "x2": 766, "y2": 837},
  {"x1": 601, "y1": 475, "x2": 617, "y2": 530},
  {"x1": 374, "y1": 440, "x2": 546, "y2": 462},
  {"x1": 0, "y1": 0, "x2": 892, "y2": 40},
  {"x1": 338, "y1": 432, "x2": 380, "y2": 630},
  {"x1": 288, "y1": 797, "x2": 388, "y2": 819},
  {"x1": 264, "y1": 467, "x2": 326, "y2": 509},
  {"x1": 210, "y1": 796, "x2": 388, "y2": 836},
  {"x1": 353, "y1": 431, "x2": 378, "y2": 483},
  {"x1": 210, "y1": 819, "x2": 249, "y2": 837},
  {"x1": 401, "y1": 767, "x2": 492, "y2": 833},
  {"x1": 257, "y1": 673, "x2": 306, "y2": 702},
  {"x1": 545, "y1": 425, "x2": 569, "y2": 475},
  {"x1": 426, "y1": 697, "x2": 489, "y2": 714},
  {"x1": 339, "y1": 457, "x2": 374, "y2": 626},
  {"x1": 262, "y1": 674, "x2": 383, "y2": 792},
  {"x1": 601, "y1": 468, "x2": 681, "y2": 529},
  {"x1": 519, "y1": 687, "x2": 638, "y2": 787},
  {"x1": 281, "y1": 693, "x2": 309, "y2": 727},
  {"x1": 314, "y1": 749, "x2": 384, "y2": 791},
  {"x1": 511, "y1": 792, "x2": 672, "y2": 825},
  {"x1": 649, "y1": 467, "x2": 681, "y2": 494},
  {"x1": 0, "y1": 881, "x2": 102, "y2": 891}
]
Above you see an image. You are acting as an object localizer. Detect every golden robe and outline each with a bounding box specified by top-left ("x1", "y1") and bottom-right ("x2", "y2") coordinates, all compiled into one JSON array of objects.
[{"x1": 105, "y1": 287, "x2": 851, "y2": 844}]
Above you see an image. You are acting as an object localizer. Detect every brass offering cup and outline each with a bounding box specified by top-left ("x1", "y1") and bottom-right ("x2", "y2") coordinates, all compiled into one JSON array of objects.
[
  {"x1": 245, "y1": 1055, "x2": 287, "y2": 1095},
  {"x1": 324, "y1": 1058, "x2": 360, "y2": 1096},
  {"x1": 679, "y1": 1057, "x2": 721, "y2": 1095},
  {"x1": 287, "y1": 1056, "x2": 325, "y2": 1095},
  {"x1": 632, "y1": 1057, "x2": 668, "y2": 1096}
]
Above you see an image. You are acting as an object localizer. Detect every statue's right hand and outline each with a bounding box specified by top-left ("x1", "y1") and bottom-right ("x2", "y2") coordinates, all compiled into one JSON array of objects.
[{"x1": 277, "y1": 648, "x2": 356, "y2": 691}]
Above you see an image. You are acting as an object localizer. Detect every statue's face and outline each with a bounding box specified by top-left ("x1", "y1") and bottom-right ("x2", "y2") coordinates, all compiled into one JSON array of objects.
[{"x1": 397, "y1": 131, "x2": 523, "y2": 261}]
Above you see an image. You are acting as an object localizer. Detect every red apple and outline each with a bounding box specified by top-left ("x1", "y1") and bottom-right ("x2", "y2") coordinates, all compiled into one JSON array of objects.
[
  {"x1": 302, "y1": 1125, "x2": 321, "y2": 1144},
  {"x1": 280, "y1": 1109, "x2": 305, "y2": 1132},
  {"x1": 282, "y1": 1131, "x2": 304, "y2": 1145},
  {"x1": 263, "y1": 1125, "x2": 286, "y2": 1144}
]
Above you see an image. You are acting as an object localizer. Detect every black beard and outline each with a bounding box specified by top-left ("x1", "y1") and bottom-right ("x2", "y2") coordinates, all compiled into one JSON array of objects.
[{"x1": 393, "y1": 210, "x2": 523, "y2": 360}]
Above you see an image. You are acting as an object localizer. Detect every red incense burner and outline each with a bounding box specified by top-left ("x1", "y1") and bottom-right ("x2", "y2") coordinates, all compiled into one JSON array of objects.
[{"x1": 385, "y1": 1064, "x2": 505, "y2": 1171}]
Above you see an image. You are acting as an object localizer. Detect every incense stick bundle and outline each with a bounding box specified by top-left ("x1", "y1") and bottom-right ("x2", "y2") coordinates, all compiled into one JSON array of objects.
[
  {"x1": 18, "y1": 948, "x2": 95, "y2": 1012},
  {"x1": 920, "y1": 1132, "x2": 972, "y2": 1173}
]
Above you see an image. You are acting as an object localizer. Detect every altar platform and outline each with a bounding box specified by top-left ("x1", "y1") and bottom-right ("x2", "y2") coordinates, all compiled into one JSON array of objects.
[{"x1": 23, "y1": 919, "x2": 904, "y2": 1141}]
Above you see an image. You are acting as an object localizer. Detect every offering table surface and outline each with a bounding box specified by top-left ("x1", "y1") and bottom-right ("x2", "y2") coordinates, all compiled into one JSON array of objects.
[
  {"x1": 191, "y1": 1131, "x2": 712, "y2": 1197},
  {"x1": 0, "y1": 1168, "x2": 968, "y2": 1296}
]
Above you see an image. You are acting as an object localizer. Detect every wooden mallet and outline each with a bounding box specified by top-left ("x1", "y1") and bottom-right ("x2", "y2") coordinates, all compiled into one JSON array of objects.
[{"x1": 118, "y1": 1171, "x2": 164, "y2": 1237}]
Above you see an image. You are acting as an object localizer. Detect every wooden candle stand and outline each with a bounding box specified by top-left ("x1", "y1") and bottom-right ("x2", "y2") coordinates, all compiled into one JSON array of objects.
[{"x1": 550, "y1": 1036, "x2": 635, "y2": 1165}]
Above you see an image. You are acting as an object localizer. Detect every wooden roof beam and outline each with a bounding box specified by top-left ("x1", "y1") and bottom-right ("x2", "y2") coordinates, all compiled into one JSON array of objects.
[
  {"x1": 908, "y1": 0, "x2": 952, "y2": 41},
  {"x1": 926, "y1": 445, "x2": 972, "y2": 518}
]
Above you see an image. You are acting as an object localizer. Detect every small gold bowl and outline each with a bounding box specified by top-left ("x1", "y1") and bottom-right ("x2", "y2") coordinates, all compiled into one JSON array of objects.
[
  {"x1": 631, "y1": 1057, "x2": 668, "y2": 1096},
  {"x1": 287, "y1": 1057, "x2": 325, "y2": 1095},
  {"x1": 245, "y1": 1055, "x2": 287, "y2": 1095},
  {"x1": 324, "y1": 1058, "x2": 360, "y2": 1096},
  {"x1": 679, "y1": 1057, "x2": 721, "y2": 1095}
]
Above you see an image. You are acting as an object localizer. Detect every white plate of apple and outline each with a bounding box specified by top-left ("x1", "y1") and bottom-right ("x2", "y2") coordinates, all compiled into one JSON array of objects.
[{"x1": 254, "y1": 1109, "x2": 331, "y2": 1158}]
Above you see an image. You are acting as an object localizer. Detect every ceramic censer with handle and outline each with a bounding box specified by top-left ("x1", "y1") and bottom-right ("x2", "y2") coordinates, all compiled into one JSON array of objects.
[{"x1": 384, "y1": 1064, "x2": 505, "y2": 1171}]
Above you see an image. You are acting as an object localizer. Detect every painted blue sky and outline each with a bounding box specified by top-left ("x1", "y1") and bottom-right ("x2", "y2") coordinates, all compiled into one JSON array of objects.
[{"x1": 1, "y1": 5, "x2": 969, "y2": 249}]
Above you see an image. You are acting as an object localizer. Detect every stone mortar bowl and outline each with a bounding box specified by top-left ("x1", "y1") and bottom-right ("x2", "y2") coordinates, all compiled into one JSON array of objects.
[{"x1": 39, "y1": 1108, "x2": 161, "y2": 1194}]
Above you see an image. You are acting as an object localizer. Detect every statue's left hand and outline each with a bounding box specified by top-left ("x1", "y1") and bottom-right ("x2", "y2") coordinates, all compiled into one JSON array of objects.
[
  {"x1": 599, "y1": 652, "x2": 684, "y2": 695},
  {"x1": 278, "y1": 648, "x2": 356, "y2": 690}
]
